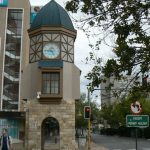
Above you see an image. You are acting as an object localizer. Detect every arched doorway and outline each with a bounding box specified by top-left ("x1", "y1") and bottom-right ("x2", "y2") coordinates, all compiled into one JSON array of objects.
[{"x1": 41, "y1": 117, "x2": 60, "y2": 150}]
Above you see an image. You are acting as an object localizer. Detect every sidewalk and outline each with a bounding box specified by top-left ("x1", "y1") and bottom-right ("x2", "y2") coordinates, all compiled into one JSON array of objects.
[
  {"x1": 10, "y1": 138, "x2": 24, "y2": 150},
  {"x1": 90, "y1": 142, "x2": 108, "y2": 150},
  {"x1": 78, "y1": 137, "x2": 108, "y2": 150}
]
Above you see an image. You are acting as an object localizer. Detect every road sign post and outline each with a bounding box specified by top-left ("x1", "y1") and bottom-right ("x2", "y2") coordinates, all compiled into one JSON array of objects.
[
  {"x1": 135, "y1": 128, "x2": 137, "y2": 150},
  {"x1": 126, "y1": 115, "x2": 149, "y2": 150},
  {"x1": 128, "y1": 101, "x2": 149, "y2": 150}
]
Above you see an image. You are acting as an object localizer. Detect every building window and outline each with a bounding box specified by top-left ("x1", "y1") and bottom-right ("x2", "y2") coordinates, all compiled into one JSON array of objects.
[{"x1": 42, "y1": 72, "x2": 60, "y2": 94}]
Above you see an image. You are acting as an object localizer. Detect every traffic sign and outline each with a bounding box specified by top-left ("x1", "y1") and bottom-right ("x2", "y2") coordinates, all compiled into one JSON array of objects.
[
  {"x1": 126, "y1": 115, "x2": 149, "y2": 128},
  {"x1": 130, "y1": 101, "x2": 142, "y2": 115}
]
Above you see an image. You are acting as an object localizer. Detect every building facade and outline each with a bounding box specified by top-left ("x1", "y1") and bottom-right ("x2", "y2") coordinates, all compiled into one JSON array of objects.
[
  {"x1": 0, "y1": 0, "x2": 30, "y2": 141},
  {"x1": 0, "y1": 0, "x2": 80, "y2": 149},
  {"x1": 101, "y1": 76, "x2": 142, "y2": 106},
  {"x1": 26, "y1": 1, "x2": 80, "y2": 149}
]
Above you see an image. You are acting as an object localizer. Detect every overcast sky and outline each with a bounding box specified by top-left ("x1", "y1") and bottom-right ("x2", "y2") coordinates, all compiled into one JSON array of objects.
[{"x1": 29, "y1": 0, "x2": 114, "y2": 104}]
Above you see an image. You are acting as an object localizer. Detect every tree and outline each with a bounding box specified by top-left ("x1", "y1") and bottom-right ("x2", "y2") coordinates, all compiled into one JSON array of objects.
[
  {"x1": 75, "y1": 93, "x2": 87, "y2": 129},
  {"x1": 100, "y1": 97, "x2": 150, "y2": 128},
  {"x1": 66, "y1": 0, "x2": 150, "y2": 94}
]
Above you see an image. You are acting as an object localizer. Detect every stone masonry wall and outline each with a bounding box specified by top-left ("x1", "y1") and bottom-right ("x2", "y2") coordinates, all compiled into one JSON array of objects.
[{"x1": 26, "y1": 99, "x2": 78, "y2": 150}]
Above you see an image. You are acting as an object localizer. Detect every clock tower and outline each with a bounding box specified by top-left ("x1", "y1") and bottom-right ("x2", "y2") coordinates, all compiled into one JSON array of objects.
[{"x1": 25, "y1": 0, "x2": 80, "y2": 149}]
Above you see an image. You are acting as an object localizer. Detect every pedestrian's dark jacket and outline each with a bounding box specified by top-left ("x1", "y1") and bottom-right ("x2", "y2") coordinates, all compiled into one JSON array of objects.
[{"x1": 0, "y1": 135, "x2": 11, "y2": 150}]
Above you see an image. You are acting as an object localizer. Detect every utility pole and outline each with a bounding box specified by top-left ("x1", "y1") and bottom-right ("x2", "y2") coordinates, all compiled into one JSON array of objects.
[
  {"x1": 88, "y1": 89, "x2": 91, "y2": 150},
  {"x1": 87, "y1": 88, "x2": 101, "y2": 150}
]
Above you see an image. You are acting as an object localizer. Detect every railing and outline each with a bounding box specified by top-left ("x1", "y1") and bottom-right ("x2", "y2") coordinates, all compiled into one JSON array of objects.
[
  {"x1": 2, "y1": 97, "x2": 18, "y2": 105},
  {"x1": 5, "y1": 61, "x2": 15, "y2": 67},
  {"x1": 4, "y1": 66, "x2": 19, "y2": 78},
  {"x1": 5, "y1": 50, "x2": 20, "y2": 59},
  {"x1": 3, "y1": 89, "x2": 18, "y2": 101},
  {"x1": 4, "y1": 72, "x2": 19, "y2": 82}
]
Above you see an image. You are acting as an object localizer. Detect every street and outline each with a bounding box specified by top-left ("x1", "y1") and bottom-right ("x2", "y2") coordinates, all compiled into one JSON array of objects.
[{"x1": 92, "y1": 133, "x2": 150, "y2": 150}]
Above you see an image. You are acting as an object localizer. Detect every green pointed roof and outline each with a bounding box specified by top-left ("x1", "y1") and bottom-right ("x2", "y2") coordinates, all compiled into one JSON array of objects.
[{"x1": 30, "y1": 0, "x2": 75, "y2": 31}]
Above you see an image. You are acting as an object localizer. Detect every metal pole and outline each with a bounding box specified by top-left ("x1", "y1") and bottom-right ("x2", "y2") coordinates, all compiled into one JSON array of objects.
[
  {"x1": 88, "y1": 118, "x2": 91, "y2": 150},
  {"x1": 135, "y1": 128, "x2": 138, "y2": 150},
  {"x1": 88, "y1": 89, "x2": 91, "y2": 150}
]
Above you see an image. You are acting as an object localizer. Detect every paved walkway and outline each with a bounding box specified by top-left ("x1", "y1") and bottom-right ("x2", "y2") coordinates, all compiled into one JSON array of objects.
[
  {"x1": 11, "y1": 141, "x2": 104, "y2": 150},
  {"x1": 84, "y1": 142, "x2": 108, "y2": 150},
  {"x1": 11, "y1": 137, "x2": 104, "y2": 150},
  {"x1": 11, "y1": 141, "x2": 102, "y2": 150},
  {"x1": 11, "y1": 138, "x2": 24, "y2": 150},
  {"x1": 78, "y1": 137, "x2": 107, "y2": 150},
  {"x1": 91, "y1": 142, "x2": 108, "y2": 150}
]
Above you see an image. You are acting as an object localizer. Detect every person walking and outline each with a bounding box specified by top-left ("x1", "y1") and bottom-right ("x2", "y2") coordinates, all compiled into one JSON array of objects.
[{"x1": 0, "y1": 128, "x2": 11, "y2": 150}]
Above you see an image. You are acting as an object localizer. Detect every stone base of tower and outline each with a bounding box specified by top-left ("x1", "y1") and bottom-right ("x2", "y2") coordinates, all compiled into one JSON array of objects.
[{"x1": 25, "y1": 99, "x2": 78, "y2": 150}]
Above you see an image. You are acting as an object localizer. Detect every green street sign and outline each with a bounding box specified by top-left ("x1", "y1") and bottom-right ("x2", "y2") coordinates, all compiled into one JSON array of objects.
[{"x1": 126, "y1": 115, "x2": 149, "y2": 128}]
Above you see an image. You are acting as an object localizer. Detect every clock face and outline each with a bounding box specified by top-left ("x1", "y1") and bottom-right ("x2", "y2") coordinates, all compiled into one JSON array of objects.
[{"x1": 43, "y1": 43, "x2": 60, "y2": 59}]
